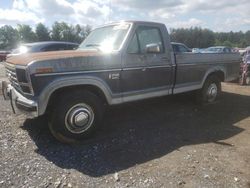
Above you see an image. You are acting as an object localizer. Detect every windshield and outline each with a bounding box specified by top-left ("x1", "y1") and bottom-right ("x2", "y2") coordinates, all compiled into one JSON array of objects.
[{"x1": 78, "y1": 23, "x2": 131, "y2": 52}]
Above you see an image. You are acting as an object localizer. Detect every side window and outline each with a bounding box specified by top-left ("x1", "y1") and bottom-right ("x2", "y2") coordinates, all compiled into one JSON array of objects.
[
  {"x1": 43, "y1": 44, "x2": 67, "y2": 52},
  {"x1": 178, "y1": 45, "x2": 189, "y2": 53},
  {"x1": 43, "y1": 44, "x2": 58, "y2": 52},
  {"x1": 55, "y1": 44, "x2": 67, "y2": 51},
  {"x1": 68, "y1": 44, "x2": 78, "y2": 50},
  {"x1": 127, "y1": 33, "x2": 139, "y2": 53},
  {"x1": 172, "y1": 45, "x2": 179, "y2": 53},
  {"x1": 137, "y1": 26, "x2": 164, "y2": 53},
  {"x1": 225, "y1": 48, "x2": 231, "y2": 53}
]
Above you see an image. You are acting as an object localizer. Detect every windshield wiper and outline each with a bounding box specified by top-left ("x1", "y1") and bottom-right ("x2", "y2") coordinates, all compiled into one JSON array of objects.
[
  {"x1": 84, "y1": 44, "x2": 101, "y2": 51},
  {"x1": 86, "y1": 44, "x2": 100, "y2": 47}
]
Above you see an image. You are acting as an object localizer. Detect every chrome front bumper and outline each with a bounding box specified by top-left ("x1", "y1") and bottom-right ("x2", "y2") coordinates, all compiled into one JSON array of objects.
[{"x1": 2, "y1": 81, "x2": 38, "y2": 118}]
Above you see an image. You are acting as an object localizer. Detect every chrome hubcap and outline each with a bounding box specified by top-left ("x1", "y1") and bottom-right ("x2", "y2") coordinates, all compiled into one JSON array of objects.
[
  {"x1": 65, "y1": 103, "x2": 94, "y2": 134},
  {"x1": 207, "y1": 83, "x2": 218, "y2": 102}
]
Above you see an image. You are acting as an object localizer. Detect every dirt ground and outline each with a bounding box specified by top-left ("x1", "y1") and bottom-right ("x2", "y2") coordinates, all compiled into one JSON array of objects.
[{"x1": 0, "y1": 63, "x2": 250, "y2": 188}]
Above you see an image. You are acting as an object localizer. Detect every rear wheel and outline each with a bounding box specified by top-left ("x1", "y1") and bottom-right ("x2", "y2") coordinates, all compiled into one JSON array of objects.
[
  {"x1": 48, "y1": 90, "x2": 103, "y2": 143},
  {"x1": 197, "y1": 75, "x2": 221, "y2": 104}
]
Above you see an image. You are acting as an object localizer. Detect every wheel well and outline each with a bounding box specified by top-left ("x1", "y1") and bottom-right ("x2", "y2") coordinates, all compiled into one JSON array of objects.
[
  {"x1": 207, "y1": 71, "x2": 225, "y2": 82},
  {"x1": 46, "y1": 85, "x2": 107, "y2": 114}
]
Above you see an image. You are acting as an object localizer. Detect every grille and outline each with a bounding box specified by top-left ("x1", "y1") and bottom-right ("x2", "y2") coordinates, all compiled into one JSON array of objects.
[
  {"x1": 5, "y1": 63, "x2": 33, "y2": 95},
  {"x1": 5, "y1": 63, "x2": 22, "y2": 92}
]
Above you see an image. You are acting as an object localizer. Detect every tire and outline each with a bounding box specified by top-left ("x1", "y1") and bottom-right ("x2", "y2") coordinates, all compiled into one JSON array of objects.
[
  {"x1": 48, "y1": 90, "x2": 104, "y2": 144},
  {"x1": 197, "y1": 75, "x2": 221, "y2": 104}
]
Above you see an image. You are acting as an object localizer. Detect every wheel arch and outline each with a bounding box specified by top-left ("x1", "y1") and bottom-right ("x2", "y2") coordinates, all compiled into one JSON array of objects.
[
  {"x1": 37, "y1": 77, "x2": 114, "y2": 116},
  {"x1": 202, "y1": 67, "x2": 226, "y2": 87}
]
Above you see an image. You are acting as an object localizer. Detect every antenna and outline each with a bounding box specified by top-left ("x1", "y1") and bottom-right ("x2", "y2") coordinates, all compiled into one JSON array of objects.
[{"x1": 108, "y1": 0, "x2": 111, "y2": 23}]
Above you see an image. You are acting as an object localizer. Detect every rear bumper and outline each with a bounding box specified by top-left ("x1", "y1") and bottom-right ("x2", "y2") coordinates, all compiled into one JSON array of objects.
[{"x1": 2, "y1": 81, "x2": 38, "y2": 118}]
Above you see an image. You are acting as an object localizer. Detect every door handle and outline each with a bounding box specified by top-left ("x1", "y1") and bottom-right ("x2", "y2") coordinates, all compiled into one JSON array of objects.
[{"x1": 141, "y1": 68, "x2": 146, "y2": 71}]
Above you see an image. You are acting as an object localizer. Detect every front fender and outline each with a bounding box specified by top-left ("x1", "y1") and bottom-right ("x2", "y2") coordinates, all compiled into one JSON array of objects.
[{"x1": 37, "y1": 76, "x2": 117, "y2": 116}]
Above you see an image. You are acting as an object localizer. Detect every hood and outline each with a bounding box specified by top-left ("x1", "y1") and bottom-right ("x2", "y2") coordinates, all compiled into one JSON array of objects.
[{"x1": 6, "y1": 50, "x2": 102, "y2": 66}]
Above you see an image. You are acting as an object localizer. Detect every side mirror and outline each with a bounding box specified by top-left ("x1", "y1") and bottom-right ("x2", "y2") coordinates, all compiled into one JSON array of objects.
[{"x1": 146, "y1": 43, "x2": 161, "y2": 53}]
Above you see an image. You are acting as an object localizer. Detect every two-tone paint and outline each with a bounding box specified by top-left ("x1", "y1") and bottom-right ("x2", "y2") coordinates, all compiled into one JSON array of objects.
[{"x1": 3, "y1": 21, "x2": 241, "y2": 117}]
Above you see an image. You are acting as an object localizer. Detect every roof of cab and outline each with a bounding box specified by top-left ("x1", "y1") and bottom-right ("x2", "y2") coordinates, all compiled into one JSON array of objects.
[{"x1": 97, "y1": 20, "x2": 166, "y2": 28}]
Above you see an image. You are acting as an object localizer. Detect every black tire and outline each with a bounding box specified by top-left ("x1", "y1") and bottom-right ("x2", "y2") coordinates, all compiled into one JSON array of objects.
[
  {"x1": 48, "y1": 90, "x2": 103, "y2": 144},
  {"x1": 196, "y1": 75, "x2": 221, "y2": 104}
]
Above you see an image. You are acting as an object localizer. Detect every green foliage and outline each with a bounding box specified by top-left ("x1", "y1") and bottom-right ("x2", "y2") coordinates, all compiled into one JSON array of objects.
[
  {"x1": 0, "y1": 25, "x2": 19, "y2": 50},
  {"x1": 17, "y1": 24, "x2": 37, "y2": 43},
  {"x1": 170, "y1": 27, "x2": 215, "y2": 48},
  {"x1": 51, "y1": 22, "x2": 92, "y2": 43},
  {"x1": 222, "y1": 40, "x2": 234, "y2": 47},
  {"x1": 0, "y1": 22, "x2": 92, "y2": 50},
  {"x1": 170, "y1": 27, "x2": 250, "y2": 48},
  {"x1": 36, "y1": 23, "x2": 50, "y2": 41},
  {"x1": 0, "y1": 22, "x2": 249, "y2": 50}
]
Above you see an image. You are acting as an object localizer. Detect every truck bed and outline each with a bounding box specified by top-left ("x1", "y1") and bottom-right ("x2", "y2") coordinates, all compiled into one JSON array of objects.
[{"x1": 173, "y1": 53, "x2": 240, "y2": 94}]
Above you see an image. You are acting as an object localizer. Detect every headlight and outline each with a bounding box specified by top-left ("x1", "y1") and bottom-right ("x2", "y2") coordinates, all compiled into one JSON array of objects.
[
  {"x1": 15, "y1": 67, "x2": 33, "y2": 95},
  {"x1": 16, "y1": 68, "x2": 28, "y2": 83}
]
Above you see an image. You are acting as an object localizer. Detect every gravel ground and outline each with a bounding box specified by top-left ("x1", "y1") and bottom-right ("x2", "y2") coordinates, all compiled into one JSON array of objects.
[{"x1": 0, "y1": 64, "x2": 250, "y2": 187}]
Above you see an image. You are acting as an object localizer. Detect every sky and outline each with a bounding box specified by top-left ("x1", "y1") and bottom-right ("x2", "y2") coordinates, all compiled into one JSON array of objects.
[{"x1": 0, "y1": 0, "x2": 249, "y2": 32}]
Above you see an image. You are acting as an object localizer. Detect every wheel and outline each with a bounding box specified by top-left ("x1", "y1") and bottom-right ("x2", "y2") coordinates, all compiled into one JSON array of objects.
[
  {"x1": 246, "y1": 76, "x2": 250, "y2": 85},
  {"x1": 48, "y1": 90, "x2": 104, "y2": 143},
  {"x1": 197, "y1": 75, "x2": 221, "y2": 104}
]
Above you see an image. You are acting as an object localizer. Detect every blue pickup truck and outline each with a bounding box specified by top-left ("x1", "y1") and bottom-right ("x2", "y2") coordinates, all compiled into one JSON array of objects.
[{"x1": 2, "y1": 21, "x2": 241, "y2": 143}]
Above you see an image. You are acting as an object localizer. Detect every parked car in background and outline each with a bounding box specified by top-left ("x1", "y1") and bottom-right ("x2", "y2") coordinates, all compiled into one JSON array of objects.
[
  {"x1": 203, "y1": 46, "x2": 232, "y2": 53},
  {"x1": 0, "y1": 51, "x2": 10, "y2": 62},
  {"x1": 239, "y1": 47, "x2": 250, "y2": 85},
  {"x1": 192, "y1": 48, "x2": 206, "y2": 53},
  {"x1": 171, "y1": 42, "x2": 192, "y2": 53},
  {"x1": 9, "y1": 41, "x2": 79, "y2": 57}
]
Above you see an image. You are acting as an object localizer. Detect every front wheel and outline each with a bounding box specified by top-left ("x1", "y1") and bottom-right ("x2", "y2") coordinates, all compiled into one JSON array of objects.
[
  {"x1": 197, "y1": 75, "x2": 221, "y2": 104},
  {"x1": 48, "y1": 90, "x2": 103, "y2": 143}
]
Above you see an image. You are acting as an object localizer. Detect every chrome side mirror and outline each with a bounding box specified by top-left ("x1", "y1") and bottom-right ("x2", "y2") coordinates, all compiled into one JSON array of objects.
[{"x1": 146, "y1": 43, "x2": 161, "y2": 53}]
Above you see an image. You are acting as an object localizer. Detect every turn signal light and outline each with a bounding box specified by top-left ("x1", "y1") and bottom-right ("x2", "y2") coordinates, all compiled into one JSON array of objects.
[{"x1": 35, "y1": 67, "x2": 53, "y2": 74}]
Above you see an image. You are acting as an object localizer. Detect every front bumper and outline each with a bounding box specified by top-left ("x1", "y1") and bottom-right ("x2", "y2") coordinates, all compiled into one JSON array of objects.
[{"x1": 2, "y1": 81, "x2": 38, "y2": 118}]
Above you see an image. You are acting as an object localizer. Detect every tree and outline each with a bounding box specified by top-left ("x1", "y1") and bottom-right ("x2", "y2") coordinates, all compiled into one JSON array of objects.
[
  {"x1": 74, "y1": 24, "x2": 92, "y2": 43},
  {"x1": 222, "y1": 40, "x2": 234, "y2": 47},
  {"x1": 51, "y1": 22, "x2": 92, "y2": 43},
  {"x1": 36, "y1": 23, "x2": 50, "y2": 41},
  {"x1": 59, "y1": 22, "x2": 76, "y2": 42},
  {"x1": 84, "y1": 25, "x2": 92, "y2": 38},
  {"x1": 1, "y1": 22, "x2": 250, "y2": 50},
  {"x1": 170, "y1": 27, "x2": 215, "y2": 48},
  {"x1": 17, "y1": 24, "x2": 37, "y2": 43},
  {"x1": 51, "y1": 22, "x2": 62, "y2": 41},
  {"x1": 0, "y1": 25, "x2": 19, "y2": 50},
  {"x1": 51, "y1": 22, "x2": 75, "y2": 42}
]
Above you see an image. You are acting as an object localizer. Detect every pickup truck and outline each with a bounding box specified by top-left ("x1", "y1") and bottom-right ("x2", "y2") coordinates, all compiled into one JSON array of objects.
[{"x1": 2, "y1": 21, "x2": 241, "y2": 143}]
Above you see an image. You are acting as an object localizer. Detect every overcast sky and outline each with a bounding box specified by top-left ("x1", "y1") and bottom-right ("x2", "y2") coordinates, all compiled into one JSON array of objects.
[{"x1": 0, "y1": 0, "x2": 249, "y2": 32}]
